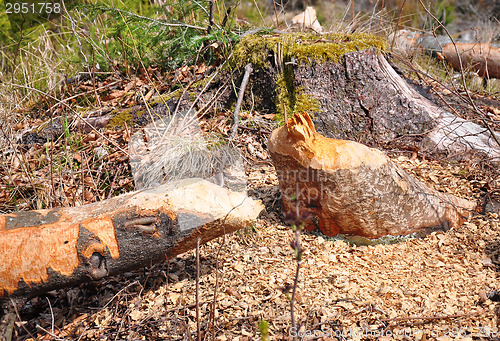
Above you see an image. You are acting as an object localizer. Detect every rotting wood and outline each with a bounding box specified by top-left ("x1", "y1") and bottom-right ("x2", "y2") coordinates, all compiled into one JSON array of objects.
[
  {"x1": 268, "y1": 112, "x2": 476, "y2": 239},
  {"x1": 0, "y1": 178, "x2": 263, "y2": 300}
]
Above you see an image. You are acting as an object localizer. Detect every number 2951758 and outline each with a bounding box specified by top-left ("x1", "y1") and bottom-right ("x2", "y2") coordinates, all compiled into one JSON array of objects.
[{"x1": 6, "y1": 2, "x2": 62, "y2": 14}]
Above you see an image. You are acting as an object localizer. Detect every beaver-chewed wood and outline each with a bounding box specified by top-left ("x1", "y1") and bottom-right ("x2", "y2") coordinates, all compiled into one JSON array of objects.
[
  {"x1": 268, "y1": 112, "x2": 476, "y2": 239},
  {"x1": 0, "y1": 179, "x2": 263, "y2": 299}
]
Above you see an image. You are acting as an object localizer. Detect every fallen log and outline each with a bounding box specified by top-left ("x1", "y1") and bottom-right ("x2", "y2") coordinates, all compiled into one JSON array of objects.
[
  {"x1": 442, "y1": 42, "x2": 500, "y2": 79},
  {"x1": 268, "y1": 112, "x2": 476, "y2": 239},
  {"x1": 0, "y1": 178, "x2": 263, "y2": 299},
  {"x1": 390, "y1": 30, "x2": 500, "y2": 78}
]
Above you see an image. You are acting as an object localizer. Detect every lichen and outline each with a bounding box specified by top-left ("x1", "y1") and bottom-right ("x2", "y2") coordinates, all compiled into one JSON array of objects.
[{"x1": 232, "y1": 32, "x2": 387, "y2": 68}]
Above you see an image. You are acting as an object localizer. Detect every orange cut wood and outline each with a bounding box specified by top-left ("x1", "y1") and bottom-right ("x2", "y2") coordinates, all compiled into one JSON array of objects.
[
  {"x1": 0, "y1": 179, "x2": 263, "y2": 299},
  {"x1": 268, "y1": 112, "x2": 476, "y2": 239}
]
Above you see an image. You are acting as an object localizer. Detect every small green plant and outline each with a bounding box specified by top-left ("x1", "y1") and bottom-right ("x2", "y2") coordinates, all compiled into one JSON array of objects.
[
  {"x1": 78, "y1": 0, "x2": 239, "y2": 73},
  {"x1": 259, "y1": 319, "x2": 270, "y2": 341}
]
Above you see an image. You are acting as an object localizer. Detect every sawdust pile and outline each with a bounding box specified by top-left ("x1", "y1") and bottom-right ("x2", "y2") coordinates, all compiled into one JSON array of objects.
[{"x1": 27, "y1": 155, "x2": 500, "y2": 341}]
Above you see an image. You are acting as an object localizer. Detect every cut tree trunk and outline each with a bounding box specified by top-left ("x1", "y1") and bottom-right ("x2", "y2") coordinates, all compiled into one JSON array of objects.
[
  {"x1": 290, "y1": 48, "x2": 500, "y2": 162},
  {"x1": 0, "y1": 178, "x2": 263, "y2": 300},
  {"x1": 228, "y1": 34, "x2": 500, "y2": 162},
  {"x1": 268, "y1": 112, "x2": 476, "y2": 239}
]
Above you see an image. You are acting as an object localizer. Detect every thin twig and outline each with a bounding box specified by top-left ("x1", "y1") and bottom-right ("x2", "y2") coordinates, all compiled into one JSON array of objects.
[
  {"x1": 208, "y1": 198, "x2": 250, "y2": 341},
  {"x1": 390, "y1": 0, "x2": 407, "y2": 51},
  {"x1": 283, "y1": 102, "x2": 288, "y2": 123},
  {"x1": 196, "y1": 237, "x2": 201, "y2": 341},
  {"x1": 87, "y1": 6, "x2": 207, "y2": 31},
  {"x1": 378, "y1": 0, "x2": 385, "y2": 33},
  {"x1": 36, "y1": 325, "x2": 63, "y2": 341},
  {"x1": 102, "y1": 281, "x2": 140, "y2": 309},
  {"x1": 9, "y1": 298, "x2": 33, "y2": 339},
  {"x1": 290, "y1": 228, "x2": 301, "y2": 340},
  {"x1": 351, "y1": 0, "x2": 355, "y2": 24},
  {"x1": 46, "y1": 297, "x2": 55, "y2": 336},
  {"x1": 290, "y1": 183, "x2": 304, "y2": 341},
  {"x1": 207, "y1": 0, "x2": 214, "y2": 33},
  {"x1": 49, "y1": 112, "x2": 55, "y2": 208},
  {"x1": 230, "y1": 63, "x2": 253, "y2": 140},
  {"x1": 187, "y1": 51, "x2": 234, "y2": 115},
  {"x1": 209, "y1": 232, "x2": 225, "y2": 341},
  {"x1": 3, "y1": 316, "x2": 15, "y2": 341},
  {"x1": 272, "y1": 0, "x2": 280, "y2": 28}
]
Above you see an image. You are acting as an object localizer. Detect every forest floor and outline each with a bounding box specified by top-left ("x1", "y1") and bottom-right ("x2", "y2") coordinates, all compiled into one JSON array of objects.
[{"x1": 1, "y1": 48, "x2": 500, "y2": 340}]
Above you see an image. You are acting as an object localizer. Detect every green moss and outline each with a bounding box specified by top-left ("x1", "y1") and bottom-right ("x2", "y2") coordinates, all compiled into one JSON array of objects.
[
  {"x1": 275, "y1": 73, "x2": 321, "y2": 123},
  {"x1": 149, "y1": 88, "x2": 184, "y2": 106},
  {"x1": 274, "y1": 52, "x2": 321, "y2": 123},
  {"x1": 192, "y1": 75, "x2": 211, "y2": 89},
  {"x1": 232, "y1": 32, "x2": 385, "y2": 124},
  {"x1": 232, "y1": 32, "x2": 387, "y2": 68},
  {"x1": 108, "y1": 110, "x2": 133, "y2": 128}
]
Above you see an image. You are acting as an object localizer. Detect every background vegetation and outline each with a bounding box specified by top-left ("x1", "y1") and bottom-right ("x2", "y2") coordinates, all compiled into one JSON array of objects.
[{"x1": 0, "y1": 0, "x2": 498, "y2": 211}]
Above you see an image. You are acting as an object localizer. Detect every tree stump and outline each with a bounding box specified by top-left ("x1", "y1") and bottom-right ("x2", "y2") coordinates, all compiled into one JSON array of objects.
[
  {"x1": 268, "y1": 112, "x2": 476, "y2": 239},
  {"x1": 296, "y1": 48, "x2": 500, "y2": 161},
  {"x1": 232, "y1": 33, "x2": 500, "y2": 162}
]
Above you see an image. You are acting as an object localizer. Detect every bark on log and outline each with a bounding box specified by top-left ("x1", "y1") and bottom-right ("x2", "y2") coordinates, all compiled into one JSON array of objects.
[
  {"x1": 287, "y1": 48, "x2": 500, "y2": 162},
  {"x1": 268, "y1": 112, "x2": 476, "y2": 239},
  {"x1": 0, "y1": 179, "x2": 263, "y2": 299}
]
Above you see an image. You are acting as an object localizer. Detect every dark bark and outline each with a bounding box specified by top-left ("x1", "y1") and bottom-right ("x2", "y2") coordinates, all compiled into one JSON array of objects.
[
  {"x1": 261, "y1": 48, "x2": 500, "y2": 162},
  {"x1": 294, "y1": 49, "x2": 436, "y2": 147},
  {"x1": 0, "y1": 179, "x2": 262, "y2": 300}
]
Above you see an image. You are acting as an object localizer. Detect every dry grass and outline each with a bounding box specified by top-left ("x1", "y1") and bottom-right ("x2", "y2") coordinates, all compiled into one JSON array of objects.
[{"x1": 129, "y1": 110, "x2": 243, "y2": 190}]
